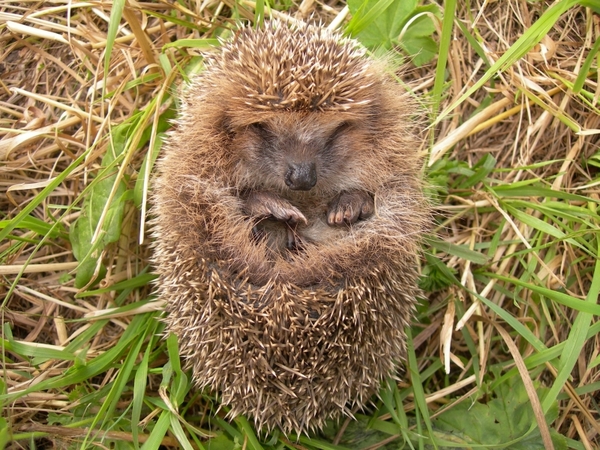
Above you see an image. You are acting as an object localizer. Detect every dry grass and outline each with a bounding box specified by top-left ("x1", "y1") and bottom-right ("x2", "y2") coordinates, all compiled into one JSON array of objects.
[{"x1": 1, "y1": 0, "x2": 599, "y2": 448}]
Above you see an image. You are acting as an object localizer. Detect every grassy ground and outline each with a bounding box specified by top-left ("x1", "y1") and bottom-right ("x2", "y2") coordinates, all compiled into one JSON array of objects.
[{"x1": 1, "y1": 0, "x2": 599, "y2": 448}]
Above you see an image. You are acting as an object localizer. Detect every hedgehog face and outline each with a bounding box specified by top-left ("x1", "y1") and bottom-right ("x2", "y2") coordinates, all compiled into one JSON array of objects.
[{"x1": 230, "y1": 112, "x2": 364, "y2": 194}]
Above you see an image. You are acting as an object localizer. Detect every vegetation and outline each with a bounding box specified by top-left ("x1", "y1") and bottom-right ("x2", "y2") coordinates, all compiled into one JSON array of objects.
[{"x1": 1, "y1": 0, "x2": 599, "y2": 448}]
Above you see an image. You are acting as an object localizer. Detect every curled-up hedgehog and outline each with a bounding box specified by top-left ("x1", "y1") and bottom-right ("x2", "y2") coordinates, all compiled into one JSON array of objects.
[{"x1": 152, "y1": 21, "x2": 429, "y2": 435}]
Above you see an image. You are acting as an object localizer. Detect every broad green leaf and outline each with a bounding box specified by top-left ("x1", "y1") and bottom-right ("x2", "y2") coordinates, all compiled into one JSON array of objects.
[
  {"x1": 70, "y1": 122, "x2": 132, "y2": 288},
  {"x1": 434, "y1": 377, "x2": 566, "y2": 449},
  {"x1": 401, "y1": 35, "x2": 438, "y2": 66},
  {"x1": 347, "y1": 0, "x2": 439, "y2": 64},
  {"x1": 205, "y1": 433, "x2": 237, "y2": 450},
  {"x1": 134, "y1": 134, "x2": 165, "y2": 208},
  {"x1": 348, "y1": 0, "x2": 417, "y2": 48},
  {"x1": 346, "y1": 0, "x2": 399, "y2": 38}
]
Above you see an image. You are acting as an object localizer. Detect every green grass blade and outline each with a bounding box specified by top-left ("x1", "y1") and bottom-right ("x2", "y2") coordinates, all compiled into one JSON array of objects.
[
  {"x1": 104, "y1": 0, "x2": 126, "y2": 85},
  {"x1": 141, "y1": 410, "x2": 171, "y2": 450},
  {"x1": 169, "y1": 414, "x2": 195, "y2": 450},
  {"x1": 432, "y1": 0, "x2": 456, "y2": 111},
  {"x1": 405, "y1": 328, "x2": 437, "y2": 449},
  {"x1": 488, "y1": 273, "x2": 600, "y2": 316},
  {"x1": 234, "y1": 415, "x2": 264, "y2": 450},
  {"x1": 541, "y1": 243, "x2": 600, "y2": 412},
  {"x1": 573, "y1": 34, "x2": 600, "y2": 94},
  {"x1": 132, "y1": 334, "x2": 155, "y2": 449}
]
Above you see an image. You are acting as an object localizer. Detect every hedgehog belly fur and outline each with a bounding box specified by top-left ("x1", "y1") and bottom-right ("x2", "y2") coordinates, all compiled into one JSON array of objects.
[{"x1": 152, "y1": 21, "x2": 429, "y2": 435}]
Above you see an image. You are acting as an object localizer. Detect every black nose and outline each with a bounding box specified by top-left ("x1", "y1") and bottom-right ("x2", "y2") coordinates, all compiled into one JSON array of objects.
[{"x1": 285, "y1": 162, "x2": 317, "y2": 191}]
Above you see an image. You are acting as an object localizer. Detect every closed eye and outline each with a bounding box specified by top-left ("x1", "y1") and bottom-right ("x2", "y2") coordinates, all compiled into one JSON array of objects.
[
  {"x1": 325, "y1": 121, "x2": 352, "y2": 149},
  {"x1": 248, "y1": 122, "x2": 272, "y2": 139}
]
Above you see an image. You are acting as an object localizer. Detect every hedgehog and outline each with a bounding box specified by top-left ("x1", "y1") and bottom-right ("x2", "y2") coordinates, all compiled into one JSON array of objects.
[{"x1": 152, "y1": 21, "x2": 429, "y2": 435}]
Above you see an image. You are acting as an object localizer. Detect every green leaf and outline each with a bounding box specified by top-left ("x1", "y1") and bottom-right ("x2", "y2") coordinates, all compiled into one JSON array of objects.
[
  {"x1": 400, "y1": 35, "x2": 437, "y2": 66},
  {"x1": 96, "y1": 318, "x2": 157, "y2": 436},
  {"x1": 0, "y1": 154, "x2": 90, "y2": 246},
  {"x1": 433, "y1": 0, "x2": 456, "y2": 110},
  {"x1": 492, "y1": 183, "x2": 600, "y2": 203},
  {"x1": 70, "y1": 122, "x2": 133, "y2": 288},
  {"x1": 4, "y1": 339, "x2": 76, "y2": 361},
  {"x1": 132, "y1": 331, "x2": 156, "y2": 449},
  {"x1": 321, "y1": 414, "x2": 416, "y2": 448},
  {"x1": 134, "y1": 134, "x2": 165, "y2": 208},
  {"x1": 420, "y1": 253, "x2": 460, "y2": 292},
  {"x1": 0, "y1": 417, "x2": 10, "y2": 449},
  {"x1": 428, "y1": 237, "x2": 490, "y2": 265},
  {"x1": 0, "y1": 215, "x2": 65, "y2": 238},
  {"x1": 460, "y1": 153, "x2": 497, "y2": 189},
  {"x1": 434, "y1": 377, "x2": 566, "y2": 448},
  {"x1": 346, "y1": 0, "x2": 400, "y2": 39},
  {"x1": 405, "y1": 328, "x2": 436, "y2": 448},
  {"x1": 76, "y1": 271, "x2": 157, "y2": 297},
  {"x1": 573, "y1": 34, "x2": 600, "y2": 94},
  {"x1": 144, "y1": 10, "x2": 204, "y2": 31},
  {"x1": 205, "y1": 433, "x2": 237, "y2": 450},
  {"x1": 347, "y1": 0, "x2": 438, "y2": 64},
  {"x1": 0, "y1": 314, "x2": 148, "y2": 404},
  {"x1": 233, "y1": 415, "x2": 264, "y2": 450},
  {"x1": 162, "y1": 38, "x2": 220, "y2": 50},
  {"x1": 254, "y1": 0, "x2": 265, "y2": 27}
]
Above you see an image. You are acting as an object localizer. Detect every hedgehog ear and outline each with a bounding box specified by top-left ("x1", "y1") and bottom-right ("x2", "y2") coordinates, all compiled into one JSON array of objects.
[
  {"x1": 325, "y1": 121, "x2": 352, "y2": 149},
  {"x1": 218, "y1": 114, "x2": 236, "y2": 137}
]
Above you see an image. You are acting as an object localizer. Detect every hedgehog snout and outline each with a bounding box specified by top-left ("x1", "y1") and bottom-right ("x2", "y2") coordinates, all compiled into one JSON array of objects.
[{"x1": 285, "y1": 161, "x2": 317, "y2": 191}]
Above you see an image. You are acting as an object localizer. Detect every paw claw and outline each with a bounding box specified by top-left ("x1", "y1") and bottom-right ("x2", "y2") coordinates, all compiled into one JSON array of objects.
[
  {"x1": 327, "y1": 190, "x2": 374, "y2": 226},
  {"x1": 244, "y1": 191, "x2": 307, "y2": 224}
]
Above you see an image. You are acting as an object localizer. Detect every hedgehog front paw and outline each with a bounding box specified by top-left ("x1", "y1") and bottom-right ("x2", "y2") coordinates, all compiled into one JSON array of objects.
[
  {"x1": 327, "y1": 190, "x2": 374, "y2": 226},
  {"x1": 244, "y1": 191, "x2": 307, "y2": 225}
]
